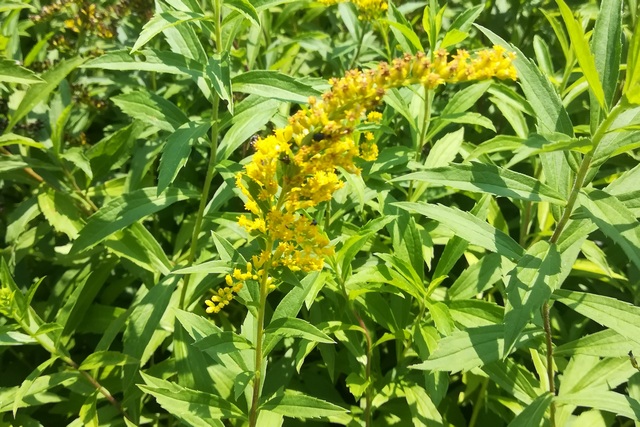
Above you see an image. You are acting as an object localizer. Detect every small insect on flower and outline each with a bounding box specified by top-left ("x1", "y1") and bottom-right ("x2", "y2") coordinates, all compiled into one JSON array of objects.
[
  {"x1": 279, "y1": 154, "x2": 291, "y2": 165},
  {"x1": 312, "y1": 133, "x2": 326, "y2": 142},
  {"x1": 311, "y1": 219, "x2": 318, "y2": 225},
  {"x1": 250, "y1": 134, "x2": 259, "y2": 147}
]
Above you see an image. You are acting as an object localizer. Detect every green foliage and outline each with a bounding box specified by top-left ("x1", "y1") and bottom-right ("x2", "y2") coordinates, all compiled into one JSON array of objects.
[{"x1": 1, "y1": 0, "x2": 639, "y2": 426}]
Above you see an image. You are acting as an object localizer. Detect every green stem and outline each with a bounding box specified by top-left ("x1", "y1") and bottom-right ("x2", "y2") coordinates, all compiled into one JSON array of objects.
[
  {"x1": 377, "y1": 20, "x2": 392, "y2": 61},
  {"x1": 542, "y1": 100, "x2": 626, "y2": 425},
  {"x1": 408, "y1": 86, "x2": 433, "y2": 201},
  {"x1": 349, "y1": 22, "x2": 369, "y2": 70},
  {"x1": 179, "y1": 93, "x2": 220, "y2": 309},
  {"x1": 179, "y1": 0, "x2": 223, "y2": 309},
  {"x1": 333, "y1": 262, "x2": 373, "y2": 427},
  {"x1": 468, "y1": 377, "x2": 489, "y2": 427},
  {"x1": 542, "y1": 301, "x2": 556, "y2": 427},
  {"x1": 248, "y1": 239, "x2": 275, "y2": 427}
]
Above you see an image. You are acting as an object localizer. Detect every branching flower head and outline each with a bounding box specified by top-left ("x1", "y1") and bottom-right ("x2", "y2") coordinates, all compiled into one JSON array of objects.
[{"x1": 207, "y1": 46, "x2": 517, "y2": 313}]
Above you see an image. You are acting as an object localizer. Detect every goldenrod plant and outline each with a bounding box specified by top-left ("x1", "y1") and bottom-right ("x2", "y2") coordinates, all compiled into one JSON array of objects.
[{"x1": 1, "y1": 0, "x2": 640, "y2": 426}]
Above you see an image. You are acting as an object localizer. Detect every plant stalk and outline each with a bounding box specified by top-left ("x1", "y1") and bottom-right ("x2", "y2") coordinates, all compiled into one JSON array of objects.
[
  {"x1": 248, "y1": 239, "x2": 275, "y2": 427},
  {"x1": 408, "y1": 86, "x2": 433, "y2": 200},
  {"x1": 542, "y1": 100, "x2": 626, "y2": 425},
  {"x1": 179, "y1": 0, "x2": 223, "y2": 309}
]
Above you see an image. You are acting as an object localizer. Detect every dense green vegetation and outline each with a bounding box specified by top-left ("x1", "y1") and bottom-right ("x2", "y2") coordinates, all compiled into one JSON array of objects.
[{"x1": 1, "y1": 0, "x2": 639, "y2": 426}]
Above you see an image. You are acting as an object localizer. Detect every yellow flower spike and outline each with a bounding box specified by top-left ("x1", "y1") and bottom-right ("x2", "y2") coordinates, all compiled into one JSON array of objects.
[{"x1": 212, "y1": 46, "x2": 517, "y2": 315}]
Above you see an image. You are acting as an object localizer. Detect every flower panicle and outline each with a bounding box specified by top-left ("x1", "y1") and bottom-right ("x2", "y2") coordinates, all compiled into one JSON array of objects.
[{"x1": 209, "y1": 46, "x2": 517, "y2": 314}]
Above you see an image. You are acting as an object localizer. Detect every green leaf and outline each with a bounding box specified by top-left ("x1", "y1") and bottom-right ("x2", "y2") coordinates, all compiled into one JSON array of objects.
[
  {"x1": 225, "y1": 0, "x2": 260, "y2": 26},
  {"x1": 553, "y1": 289, "x2": 640, "y2": 346},
  {"x1": 555, "y1": 390, "x2": 640, "y2": 420},
  {"x1": 131, "y1": 11, "x2": 208, "y2": 53},
  {"x1": 206, "y1": 54, "x2": 233, "y2": 110},
  {"x1": 432, "y1": 112, "x2": 495, "y2": 133},
  {"x1": 433, "y1": 195, "x2": 491, "y2": 278},
  {"x1": 217, "y1": 96, "x2": 279, "y2": 161},
  {"x1": 12, "y1": 357, "x2": 58, "y2": 417},
  {"x1": 232, "y1": 70, "x2": 320, "y2": 103},
  {"x1": 508, "y1": 393, "x2": 553, "y2": 427},
  {"x1": 411, "y1": 324, "x2": 541, "y2": 373},
  {"x1": 440, "y1": 4, "x2": 484, "y2": 49},
  {"x1": 477, "y1": 26, "x2": 573, "y2": 136},
  {"x1": 394, "y1": 202, "x2": 524, "y2": 261},
  {"x1": 158, "y1": 121, "x2": 211, "y2": 195},
  {"x1": 590, "y1": 0, "x2": 622, "y2": 129},
  {"x1": 79, "y1": 351, "x2": 139, "y2": 370},
  {"x1": 6, "y1": 56, "x2": 86, "y2": 133},
  {"x1": 577, "y1": 189, "x2": 640, "y2": 270},
  {"x1": 394, "y1": 163, "x2": 566, "y2": 205},
  {"x1": 139, "y1": 372, "x2": 247, "y2": 421},
  {"x1": 86, "y1": 122, "x2": 144, "y2": 182},
  {"x1": 623, "y1": 8, "x2": 640, "y2": 103},
  {"x1": 82, "y1": 49, "x2": 204, "y2": 75},
  {"x1": 79, "y1": 392, "x2": 99, "y2": 427},
  {"x1": 0, "y1": 133, "x2": 44, "y2": 149},
  {"x1": 37, "y1": 189, "x2": 83, "y2": 240},
  {"x1": 192, "y1": 331, "x2": 254, "y2": 353},
  {"x1": 112, "y1": 91, "x2": 188, "y2": 132},
  {"x1": 448, "y1": 253, "x2": 504, "y2": 300},
  {"x1": 384, "y1": 20, "x2": 423, "y2": 51},
  {"x1": 555, "y1": 329, "x2": 640, "y2": 358},
  {"x1": 71, "y1": 187, "x2": 198, "y2": 254},
  {"x1": 104, "y1": 223, "x2": 173, "y2": 275},
  {"x1": 403, "y1": 384, "x2": 443, "y2": 426},
  {"x1": 260, "y1": 389, "x2": 347, "y2": 419},
  {"x1": 503, "y1": 241, "x2": 561, "y2": 357},
  {"x1": 265, "y1": 317, "x2": 334, "y2": 344},
  {"x1": 171, "y1": 260, "x2": 229, "y2": 275},
  {"x1": 555, "y1": 0, "x2": 606, "y2": 111},
  {"x1": 336, "y1": 216, "x2": 395, "y2": 280},
  {"x1": 0, "y1": 57, "x2": 43, "y2": 84}
]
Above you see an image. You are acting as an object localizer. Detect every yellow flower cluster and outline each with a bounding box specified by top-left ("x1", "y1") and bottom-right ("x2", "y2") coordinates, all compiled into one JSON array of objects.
[
  {"x1": 215, "y1": 47, "x2": 516, "y2": 314},
  {"x1": 205, "y1": 263, "x2": 256, "y2": 314},
  {"x1": 319, "y1": 0, "x2": 388, "y2": 20}
]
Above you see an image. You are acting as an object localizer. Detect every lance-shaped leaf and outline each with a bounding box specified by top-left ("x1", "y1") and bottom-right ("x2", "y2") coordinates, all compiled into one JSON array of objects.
[
  {"x1": 623, "y1": 3, "x2": 640, "y2": 103},
  {"x1": 503, "y1": 241, "x2": 561, "y2": 357},
  {"x1": 6, "y1": 56, "x2": 86, "y2": 132},
  {"x1": 232, "y1": 70, "x2": 320, "y2": 103},
  {"x1": 477, "y1": 25, "x2": 573, "y2": 136},
  {"x1": 139, "y1": 372, "x2": 246, "y2": 421},
  {"x1": 577, "y1": 189, "x2": 640, "y2": 270},
  {"x1": 394, "y1": 202, "x2": 524, "y2": 261},
  {"x1": 555, "y1": 390, "x2": 640, "y2": 420},
  {"x1": 157, "y1": 121, "x2": 211, "y2": 195},
  {"x1": 553, "y1": 289, "x2": 640, "y2": 346},
  {"x1": 555, "y1": 0, "x2": 606, "y2": 110},
  {"x1": 131, "y1": 11, "x2": 208, "y2": 53},
  {"x1": 0, "y1": 58, "x2": 43, "y2": 84},
  {"x1": 260, "y1": 389, "x2": 347, "y2": 419},
  {"x1": 82, "y1": 49, "x2": 204, "y2": 75},
  {"x1": 71, "y1": 187, "x2": 198, "y2": 254},
  {"x1": 393, "y1": 163, "x2": 566, "y2": 205},
  {"x1": 112, "y1": 91, "x2": 188, "y2": 132},
  {"x1": 589, "y1": 0, "x2": 622, "y2": 129},
  {"x1": 410, "y1": 324, "x2": 541, "y2": 373},
  {"x1": 555, "y1": 329, "x2": 640, "y2": 358},
  {"x1": 265, "y1": 317, "x2": 334, "y2": 344},
  {"x1": 508, "y1": 393, "x2": 553, "y2": 427}
]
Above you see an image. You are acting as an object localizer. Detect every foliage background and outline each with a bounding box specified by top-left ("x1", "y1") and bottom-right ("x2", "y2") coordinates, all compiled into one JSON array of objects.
[{"x1": 1, "y1": 0, "x2": 640, "y2": 426}]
